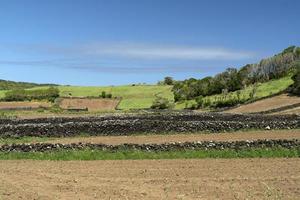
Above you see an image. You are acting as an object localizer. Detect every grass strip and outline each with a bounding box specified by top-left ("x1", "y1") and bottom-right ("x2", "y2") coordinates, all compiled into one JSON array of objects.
[{"x1": 0, "y1": 148, "x2": 298, "y2": 160}]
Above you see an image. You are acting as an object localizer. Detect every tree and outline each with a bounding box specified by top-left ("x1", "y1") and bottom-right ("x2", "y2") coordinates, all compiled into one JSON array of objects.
[{"x1": 163, "y1": 77, "x2": 174, "y2": 85}]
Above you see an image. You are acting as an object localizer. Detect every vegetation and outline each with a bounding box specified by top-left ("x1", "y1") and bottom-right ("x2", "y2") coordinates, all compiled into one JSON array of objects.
[
  {"x1": 56, "y1": 85, "x2": 173, "y2": 110},
  {"x1": 0, "y1": 148, "x2": 298, "y2": 160},
  {"x1": 3, "y1": 87, "x2": 60, "y2": 102},
  {"x1": 289, "y1": 62, "x2": 300, "y2": 95},
  {"x1": 0, "y1": 79, "x2": 57, "y2": 90},
  {"x1": 173, "y1": 46, "x2": 300, "y2": 103},
  {"x1": 151, "y1": 94, "x2": 173, "y2": 109},
  {"x1": 177, "y1": 76, "x2": 293, "y2": 109},
  {"x1": 100, "y1": 91, "x2": 112, "y2": 98}
]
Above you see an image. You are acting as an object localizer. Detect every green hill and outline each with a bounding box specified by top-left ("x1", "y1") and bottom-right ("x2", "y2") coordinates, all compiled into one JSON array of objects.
[
  {"x1": 0, "y1": 79, "x2": 57, "y2": 90},
  {"x1": 176, "y1": 76, "x2": 294, "y2": 109}
]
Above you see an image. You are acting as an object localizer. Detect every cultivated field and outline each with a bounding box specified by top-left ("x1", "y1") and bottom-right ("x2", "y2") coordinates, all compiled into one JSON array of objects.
[
  {"x1": 226, "y1": 93, "x2": 300, "y2": 114},
  {"x1": 0, "y1": 109, "x2": 299, "y2": 199},
  {"x1": 26, "y1": 129, "x2": 300, "y2": 145},
  {"x1": 58, "y1": 98, "x2": 120, "y2": 111},
  {"x1": 0, "y1": 159, "x2": 299, "y2": 200}
]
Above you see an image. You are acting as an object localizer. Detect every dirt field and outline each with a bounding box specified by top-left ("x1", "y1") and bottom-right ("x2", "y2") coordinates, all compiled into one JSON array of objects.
[
  {"x1": 0, "y1": 101, "x2": 51, "y2": 110},
  {"x1": 46, "y1": 129, "x2": 300, "y2": 145},
  {"x1": 275, "y1": 107, "x2": 300, "y2": 115},
  {"x1": 0, "y1": 159, "x2": 299, "y2": 200},
  {"x1": 59, "y1": 98, "x2": 120, "y2": 111},
  {"x1": 225, "y1": 94, "x2": 300, "y2": 114}
]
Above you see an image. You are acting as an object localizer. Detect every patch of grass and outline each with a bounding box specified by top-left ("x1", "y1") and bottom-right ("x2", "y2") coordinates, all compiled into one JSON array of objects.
[{"x1": 0, "y1": 148, "x2": 298, "y2": 160}]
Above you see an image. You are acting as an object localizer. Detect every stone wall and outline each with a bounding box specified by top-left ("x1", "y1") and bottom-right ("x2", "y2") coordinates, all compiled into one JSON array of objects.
[
  {"x1": 0, "y1": 112, "x2": 299, "y2": 138},
  {"x1": 0, "y1": 139, "x2": 298, "y2": 152}
]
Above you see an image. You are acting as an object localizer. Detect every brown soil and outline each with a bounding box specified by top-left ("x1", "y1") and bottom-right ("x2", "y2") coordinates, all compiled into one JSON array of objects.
[
  {"x1": 274, "y1": 107, "x2": 300, "y2": 115},
  {"x1": 45, "y1": 130, "x2": 300, "y2": 145},
  {"x1": 0, "y1": 159, "x2": 299, "y2": 200},
  {"x1": 0, "y1": 101, "x2": 51, "y2": 110},
  {"x1": 59, "y1": 98, "x2": 120, "y2": 111},
  {"x1": 225, "y1": 94, "x2": 300, "y2": 114}
]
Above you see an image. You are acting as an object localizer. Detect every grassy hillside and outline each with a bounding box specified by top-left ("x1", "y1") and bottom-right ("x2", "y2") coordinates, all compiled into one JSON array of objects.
[
  {"x1": 57, "y1": 85, "x2": 173, "y2": 110},
  {"x1": 0, "y1": 85, "x2": 173, "y2": 110},
  {"x1": 176, "y1": 76, "x2": 294, "y2": 109},
  {"x1": 0, "y1": 76, "x2": 293, "y2": 111},
  {"x1": 0, "y1": 79, "x2": 57, "y2": 90}
]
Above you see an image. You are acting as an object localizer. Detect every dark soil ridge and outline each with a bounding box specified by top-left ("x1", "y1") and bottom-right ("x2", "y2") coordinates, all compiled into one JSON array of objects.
[
  {"x1": 0, "y1": 139, "x2": 298, "y2": 152},
  {"x1": 0, "y1": 112, "x2": 299, "y2": 124}
]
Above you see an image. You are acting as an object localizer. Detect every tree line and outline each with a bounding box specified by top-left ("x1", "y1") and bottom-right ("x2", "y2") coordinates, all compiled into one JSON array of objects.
[{"x1": 171, "y1": 46, "x2": 300, "y2": 102}]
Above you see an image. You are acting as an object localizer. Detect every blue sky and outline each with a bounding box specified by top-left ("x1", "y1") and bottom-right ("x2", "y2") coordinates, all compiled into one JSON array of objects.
[{"x1": 0, "y1": 0, "x2": 299, "y2": 86}]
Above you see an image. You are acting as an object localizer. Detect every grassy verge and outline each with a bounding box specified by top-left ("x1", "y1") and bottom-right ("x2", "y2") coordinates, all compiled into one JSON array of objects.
[{"x1": 0, "y1": 148, "x2": 298, "y2": 160}]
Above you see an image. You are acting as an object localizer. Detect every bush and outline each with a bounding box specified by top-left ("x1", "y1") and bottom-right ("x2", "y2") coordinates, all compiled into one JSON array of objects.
[
  {"x1": 101, "y1": 91, "x2": 106, "y2": 98},
  {"x1": 195, "y1": 95, "x2": 204, "y2": 108},
  {"x1": 151, "y1": 95, "x2": 173, "y2": 109},
  {"x1": 3, "y1": 87, "x2": 59, "y2": 102},
  {"x1": 106, "y1": 93, "x2": 112, "y2": 98}
]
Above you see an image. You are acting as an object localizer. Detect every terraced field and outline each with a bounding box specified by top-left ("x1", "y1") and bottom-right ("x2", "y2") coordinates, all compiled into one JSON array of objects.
[{"x1": 0, "y1": 112, "x2": 299, "y2": 199}]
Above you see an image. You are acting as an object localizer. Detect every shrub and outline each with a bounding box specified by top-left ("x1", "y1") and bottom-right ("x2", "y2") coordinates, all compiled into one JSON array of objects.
[
  {"x1": 106, "y1": 93, "x2": 112, "y2": 98},
  {"x1": 151, "y1": 95, "x2": 173, "y2": 109},
  {"x1": 290, "y1": 66, "x2": 300, "y2": 95},
  {"x1": 195, "y1": 95, "x2": 204, "y2": 108},
  {"x1": 101, "y1": 91, "x2": 106, "y2": 98}
]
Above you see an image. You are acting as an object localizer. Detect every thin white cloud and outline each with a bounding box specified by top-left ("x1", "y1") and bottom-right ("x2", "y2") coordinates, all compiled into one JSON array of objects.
[
  {"x1": 82, "y1": 43, "x2": 254, "y2": 60},
  {"x1": 4, "y1": 42, "x2": 254, "y2": 61}
]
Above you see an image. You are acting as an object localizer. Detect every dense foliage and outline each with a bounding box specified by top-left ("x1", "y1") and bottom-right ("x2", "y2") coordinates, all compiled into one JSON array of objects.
[
  {"x1": 172, "y1": 46, "x2": 300, "y2": 102},
  {"x1": 0, "y1": 79, "x2": 57, "y2": 90},
  {"x1": 290, "y1": 63, "x2": 300, "y2": 95},
  {"x1": 3, "y1": 87, "x2": 60, "y2": 102}
]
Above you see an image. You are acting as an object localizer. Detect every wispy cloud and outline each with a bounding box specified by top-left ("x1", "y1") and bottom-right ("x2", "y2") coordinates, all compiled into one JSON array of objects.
[
  {"x1": 0, "y1": 42, "x2": 255, "y2": 74},
  {"x1": 4, "y1": 42, "x2": 254, "y2": 61},
  {"x1": 81, "y1": 43, "x2": 254, "y2": 60}
]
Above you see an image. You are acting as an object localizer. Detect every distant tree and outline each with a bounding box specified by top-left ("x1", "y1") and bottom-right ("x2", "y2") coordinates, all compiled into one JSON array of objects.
[
  {"x1": 163, "y1": 77, "x2": 174, "y2": 85},
  {"x1": 101, "y1": 91, "x2": 106, "y2": 98}
]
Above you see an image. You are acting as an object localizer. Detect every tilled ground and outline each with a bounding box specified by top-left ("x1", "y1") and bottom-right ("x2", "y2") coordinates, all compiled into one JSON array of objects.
[
  {"x1": 0, "y1": 159, "x2": 299, "y2": 200},
  {"x1": 46, "y1": 129, "x2": 300, "y2": 145}
]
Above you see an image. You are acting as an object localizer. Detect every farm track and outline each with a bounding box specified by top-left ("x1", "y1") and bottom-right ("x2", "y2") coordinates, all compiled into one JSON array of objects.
[
  {"x1": 43, "y1": 130, "x2": 300, "y2": 145},
  {"x1": 0, "y1": 159, "x2": 299, "y2": 199}
]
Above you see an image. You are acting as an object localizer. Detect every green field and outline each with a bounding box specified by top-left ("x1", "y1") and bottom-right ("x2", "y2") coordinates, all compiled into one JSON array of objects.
[
  {"x1": 0, "y1": 148, "x2": 298, "y2": 160},
  {"x1": 0, "y1": 85, "x2": 173, "y2": 110},
  {"x1": 176, "y1": 76, "x2": 294, "y2": 109}
]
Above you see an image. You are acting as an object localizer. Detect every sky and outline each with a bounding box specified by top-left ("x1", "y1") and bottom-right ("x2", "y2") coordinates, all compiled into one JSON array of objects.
[{"x1": 0, "y1": 0, "x2": 299, "y2": 86}]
